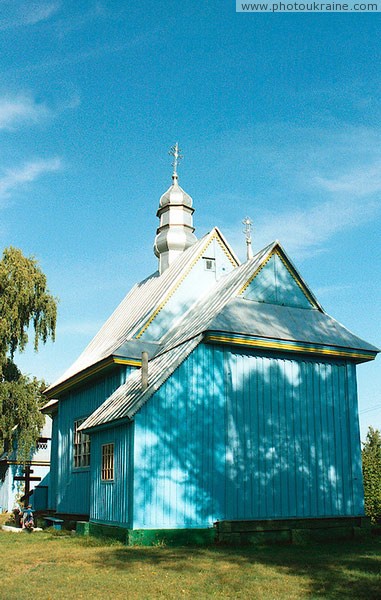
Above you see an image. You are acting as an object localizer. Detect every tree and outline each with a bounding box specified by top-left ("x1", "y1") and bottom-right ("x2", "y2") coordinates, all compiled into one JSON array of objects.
[
  {"x1": 362, "y1": 426, "x2": 381, "y2": 524},
  {"x1": 0, "y1": 247, "x2": 57, "y2": 460}
]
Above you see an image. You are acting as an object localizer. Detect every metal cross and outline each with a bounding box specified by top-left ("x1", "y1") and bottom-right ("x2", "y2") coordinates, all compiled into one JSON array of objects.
[
  {"x1": 242, "y1": 217, "x2": 254, "y2": 260},
  {"x1": 169, "y1": 142, "x2": 183, "y2": 176},
  {"x1": 242, "y1": 216, "x2": 253, "y2": 242}
]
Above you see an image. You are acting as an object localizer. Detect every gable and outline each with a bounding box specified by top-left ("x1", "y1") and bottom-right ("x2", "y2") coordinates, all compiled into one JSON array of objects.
[
  {"x1": 137, "y1": 230, "x2": 238, "y2": 341},
  {"x1": 240, "y1": 250, "x2": 315, "y2": 309},
  {"x1": 45, "y1": 229, "x2": 238, "y2": 397}
]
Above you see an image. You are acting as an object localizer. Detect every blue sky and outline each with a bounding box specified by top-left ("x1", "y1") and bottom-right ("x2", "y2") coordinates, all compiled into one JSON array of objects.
[{"x1": 1, "y1": 1, "x2": 380, "y2": 439}]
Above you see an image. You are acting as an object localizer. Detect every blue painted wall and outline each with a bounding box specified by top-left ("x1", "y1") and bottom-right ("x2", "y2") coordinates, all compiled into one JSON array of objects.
[
  {"x1": 90, "y1": 422, "x2": 134, "y2": 526},
  {"x1": 48, "y1": 414, "x2": 58, "y2": 510},
  {"x1": 131, "y1": 343, "x2": 364, "y2": 529},
  {"x1": 50, "y1": 366, "x2": 131, "y2": 515}
]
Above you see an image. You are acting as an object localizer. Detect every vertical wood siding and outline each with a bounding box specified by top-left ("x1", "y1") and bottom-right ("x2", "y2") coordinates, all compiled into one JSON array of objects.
[
  {"x1": 90, "y1": 423, "x2": 133, "y2": 526},
  {"x1": 132, "y1": 344, "x2": 364, "y2": 529},
  {"x1": 48, "y1": 413, "x2": 59, "y2": 510},
  {"x1": 53, "y1": 367, "x2": 131, "y2": 515}
]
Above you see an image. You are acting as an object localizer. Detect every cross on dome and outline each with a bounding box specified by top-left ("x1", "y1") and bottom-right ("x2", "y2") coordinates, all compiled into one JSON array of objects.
[{"x1": 169, "y1": 142, "x2": 183, "y2": 178}]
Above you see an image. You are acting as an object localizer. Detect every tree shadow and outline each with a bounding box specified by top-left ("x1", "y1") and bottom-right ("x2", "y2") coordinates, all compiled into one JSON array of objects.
[
  {"x1": 133, "y1": 342, "x2": 363, "y2": 528},
  {"x1": 88, "y1": 537, "x2": 381, "y2": 599}
]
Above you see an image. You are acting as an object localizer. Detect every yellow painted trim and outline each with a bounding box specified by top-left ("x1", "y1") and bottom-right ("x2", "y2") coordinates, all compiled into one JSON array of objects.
[
  {"x1": 238, "y1": 247, "x2": 317, "y2": 308},
  {"x1": 136, "y1": 230, "x2": 238, "y2": 339},
  {"x1": 46, "y1": 357, "x2": 140, "y2": 398},
  {"x1": 114, "y1": 357, "x2": 141, "y2": 367},
  {"x1": 239, "y1": 251, "x2": 273, "y2": 295},
  {"x1": 275, "y1": 249, "x2": 317, "y2": 307},
  {"x1": 216, "y1": 233, "x2": 240, "y2": 267},
  {"x1": 205, "y1": 334, "x2": 376, "y2": 360}
]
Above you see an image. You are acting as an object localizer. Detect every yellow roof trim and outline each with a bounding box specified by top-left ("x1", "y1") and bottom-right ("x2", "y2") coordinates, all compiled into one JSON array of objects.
[
  {"x1": 205, "y1": 334, "x2": 376, "y2": 360},
  {"x1": 136, "y1": 230, "x2": 238, "y2": 339},
  {"x1": 239, "y1": 247, "x2": 318, "y2": 308},
  {"x1": 45, "y1": 356, "x2": 140, "y2": 398}
]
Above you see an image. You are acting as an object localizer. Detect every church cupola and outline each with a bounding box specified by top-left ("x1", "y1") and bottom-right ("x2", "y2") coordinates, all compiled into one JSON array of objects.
[{"x1": 154, "y1": 143, "x2": 197, "y2": 274}]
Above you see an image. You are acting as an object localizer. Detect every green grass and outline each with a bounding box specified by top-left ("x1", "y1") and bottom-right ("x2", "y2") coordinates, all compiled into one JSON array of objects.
[{"x1": 0, "y1": 529, "x2": 380, "y2": 599}]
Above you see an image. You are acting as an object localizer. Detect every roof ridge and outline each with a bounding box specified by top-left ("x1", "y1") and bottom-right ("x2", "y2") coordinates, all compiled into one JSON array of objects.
[{"x1": 46, "y1": 231, "x2": 232, "y2": 395}]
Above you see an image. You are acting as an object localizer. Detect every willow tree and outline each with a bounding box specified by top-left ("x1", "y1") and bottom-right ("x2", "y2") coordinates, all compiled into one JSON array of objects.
[{"x1": 0, "y1": 247, "x2": 57, "y2": 460}]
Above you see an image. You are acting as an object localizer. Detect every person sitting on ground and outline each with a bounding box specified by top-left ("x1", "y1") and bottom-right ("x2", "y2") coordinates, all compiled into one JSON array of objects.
[
  {"x1": 12, "y1": 506, "x2": 22, "y2": 528},
  {"x1": 22, "y1": 504, "x2": 34, "y2": 530}
]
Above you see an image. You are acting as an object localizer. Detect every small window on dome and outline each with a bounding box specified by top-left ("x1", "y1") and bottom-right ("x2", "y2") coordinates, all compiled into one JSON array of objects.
[{"x1": 203, "y1": 257, "x2": 216, "y2": 272}]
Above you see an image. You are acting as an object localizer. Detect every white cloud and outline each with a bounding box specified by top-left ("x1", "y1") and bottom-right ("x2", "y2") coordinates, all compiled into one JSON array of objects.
[
  {"x1": 0, "y1": 1, "x2": 60, "y2": 29},
  {"x1": 254, "y1": 201, "x2": 366, "y2": 258},
  {"x1": 20, "y1": 1, "x2": 60, "y2": 25},
  {"x1": 314, "y1": 162, "x2": 381, "y2": 196},
  {"x1": 0, "y1": 95, "x2": 50, "y2": 130},
  {"x1": 216, "y1": 122, "x2": 381, "y2": 260},
  {"x1": 0, "y1": 158, "x2": 62, "y2": 202}
]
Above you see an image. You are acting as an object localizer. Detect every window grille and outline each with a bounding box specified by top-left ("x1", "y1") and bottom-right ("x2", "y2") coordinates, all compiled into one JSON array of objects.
[
  {"x1": 73, "y1": 419, "x2": 90, "y2": 468},
  {"x1": 101, "y1": 443, "x2": 114, "y2": 481},
  {"x1": 37, "y1": 441, "x2": 48, "y2": 450},
  {"x1": 203, "y1": 257, "x2": 216, "y2": 271}
]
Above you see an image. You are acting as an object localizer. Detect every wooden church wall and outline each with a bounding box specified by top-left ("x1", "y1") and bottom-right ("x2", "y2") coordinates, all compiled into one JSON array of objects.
[
  {"x1": 48, "y1": 413, "x2": 59, "y2": 510},
  {"x1": 89, "y1": 422, "x2": 134, "y2": 526},
  {"x1": 131, "y1": 343, "x2": 363, "y2": 529},
  {"x1": 51, "y1": 366, "x2": 132, "y2": 515}
]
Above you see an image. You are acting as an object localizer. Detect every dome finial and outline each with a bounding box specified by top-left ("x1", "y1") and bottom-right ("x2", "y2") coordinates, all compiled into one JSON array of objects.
[
  {"x1": 169, "y1": 142, "x2": 183, "y2": 181},
  {"x1": 154, "y1": 143, "x2": 197, "y2": 273}
]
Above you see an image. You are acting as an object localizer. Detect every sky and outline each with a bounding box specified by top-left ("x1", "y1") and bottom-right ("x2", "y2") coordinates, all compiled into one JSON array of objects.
[{"x1": 0, "y1": 0, "x2": 380, "y2": 440}]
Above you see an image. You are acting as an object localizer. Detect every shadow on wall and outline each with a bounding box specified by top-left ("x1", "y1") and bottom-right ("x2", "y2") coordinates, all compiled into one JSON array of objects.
[{"x1": 133, "y1": 341, "x2": 363, "y2": 528}]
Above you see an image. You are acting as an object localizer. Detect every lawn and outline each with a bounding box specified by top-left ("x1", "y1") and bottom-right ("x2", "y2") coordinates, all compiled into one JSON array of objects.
[{"x1": 0, "y1": 529, "x2": 380, "y2": 600}]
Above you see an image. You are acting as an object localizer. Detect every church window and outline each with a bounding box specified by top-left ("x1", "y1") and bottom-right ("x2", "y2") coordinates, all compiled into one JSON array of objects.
[
  {"x1": 36, "y1": 437, "x2": 49, "y2": 450},
  {"x1": 73, "y1": 419, "x2": 90, "y2": 468},
  {"x1": 101, "y1": 443, "x2": 114, "y2": 481},
  {"x1": 203, "y1": 257, "x2": 216, "y2": 271}
]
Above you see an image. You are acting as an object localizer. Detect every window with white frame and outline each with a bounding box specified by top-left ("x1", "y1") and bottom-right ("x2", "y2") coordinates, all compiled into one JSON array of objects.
[
  {"x1": 101, "y1": 443, "x2": 114, "y2": 481},
  {"x1": 73, "y1": 419, "x2": 90, "y2": 468}
]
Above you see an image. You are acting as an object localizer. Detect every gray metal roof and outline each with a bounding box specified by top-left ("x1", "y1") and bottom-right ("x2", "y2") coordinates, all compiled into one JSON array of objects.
[
  {"x1": 46, "y1": 228, "x2": 238, "y2": 395},
  {"x1": 79, "y1": 335, "x2": 202, "y2": 429},
  {"x1": 208, "y1": 298, "x2": 379, "y2": 353},
  {"x1": 158, "y1": 241, "x2": 278, "y2": 349},
  {"x1": 64, "y1": 238, "x2": 379, "y2": 431},
  {"x1": 78, "y1": 243, "x2": 277, "y2": 429},
  {"x1": 79, "y1": 239, "x2": 379, "y2": 431}
]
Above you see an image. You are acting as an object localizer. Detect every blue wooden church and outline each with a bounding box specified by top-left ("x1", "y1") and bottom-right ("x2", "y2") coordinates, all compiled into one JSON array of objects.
[{"x1": 43, "y1": 147, "x2": 378, "y2": 543}]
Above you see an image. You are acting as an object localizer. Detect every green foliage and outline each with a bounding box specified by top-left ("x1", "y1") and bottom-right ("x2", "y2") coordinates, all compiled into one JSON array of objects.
[
  {"x1": 362, "y1": 426, "x2": 381, "y2": 524},
  {"x1": 0, "y1": 246, "x2": 57, "y2": 363},
  {"x1": 0, "y1": 247, "x2": 57, "y2": 460},
  {"x1": 0, "y1": 374, "x2": 46, "y2": 461}
]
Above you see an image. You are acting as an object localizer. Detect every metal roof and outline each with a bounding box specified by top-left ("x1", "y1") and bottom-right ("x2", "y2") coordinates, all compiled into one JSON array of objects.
[
  {"x1": 208, "y1": 298, "x2": 379, "y2": 353},
  {"x1": 78, "y1": 242, "x2": 282, "y2": 430},
  {"x1": 79, "y1": 335, "x2": 202, "y2": 429},
  {"x1": 158, "y1": 241, "x2": 278, "y2": 349},
  {"x1": 46, "y1": 228, "x2": 239, "y2": 396},
  {"x1": 58, "y1": 236, "x2": 379, "y2": 430},
  {"x1": 78, "y1": 239, "x2": 379, "y2": 431}
]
